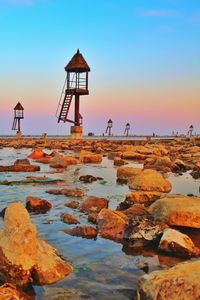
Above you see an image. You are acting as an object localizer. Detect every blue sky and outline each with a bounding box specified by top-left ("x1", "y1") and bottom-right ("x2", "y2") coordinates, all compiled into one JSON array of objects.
[{"x1": 0, "y1": 0, "x2": 200, "y2": 135}]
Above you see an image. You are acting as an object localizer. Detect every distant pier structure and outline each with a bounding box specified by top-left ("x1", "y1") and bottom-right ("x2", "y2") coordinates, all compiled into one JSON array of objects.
[
  {"x1": 106, "y1": 119, "x2": 113, "y2": 136},
  {"x1": 56, "y1": 49, "x2": 90, "y2": 139},
  {"x1": 124, "y1": 123, "x2": 130, "y2": 136},
  {"x1": 12, "y1": 102, "x2": 24, "y2": 138}
]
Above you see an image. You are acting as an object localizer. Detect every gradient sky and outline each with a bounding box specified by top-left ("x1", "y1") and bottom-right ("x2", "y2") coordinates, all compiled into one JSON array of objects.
[{"x1": 0, "y1": 0, "x2": 200, "y2": 135}]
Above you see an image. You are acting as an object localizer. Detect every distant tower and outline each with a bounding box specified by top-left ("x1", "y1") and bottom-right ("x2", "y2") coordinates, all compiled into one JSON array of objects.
[
  {"x1": 124, "y1": 123, "x2": 130, "y2": 136},
  {"x1": 12, "y1": 102, "x2": 24, "y2": 137},
  {"x1": 106, "y1": 119, "x2": 113, "y2": 136},
  {"x1": 56, "y1": 49, "x2": 90, "y2": 139},
  {"x1": 188, "y1": 125, "x2": 194, "y2": 137}
]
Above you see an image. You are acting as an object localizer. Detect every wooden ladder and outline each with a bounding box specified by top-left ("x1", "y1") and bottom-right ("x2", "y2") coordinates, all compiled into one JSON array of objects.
[{"x1": 57, "y1": 90, "x2": 74, "y2": 123}]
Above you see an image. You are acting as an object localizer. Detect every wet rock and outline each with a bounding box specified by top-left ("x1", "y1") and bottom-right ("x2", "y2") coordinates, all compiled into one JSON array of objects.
[
  {"x1": 65, "y1": 201, "x2": 80, "y2": 209},
  {"x1": 80, "y1": 150, "x2": 102, "y2": 163},
  {"x1": 191, "y1": 170, "x2": 200, "y2": 179},
  {"x1": 97, "y1": 209, "x2": 128, "y2": 241},
  {"x1": 117, "y1": 167, "x2": 142, "y2": 183},
  {"x1": 60, "y1": 212, "x2": 80, "y2": 224},
  {"x1": 80, "y1": 196, "x2": 109, "y2": 214},
  {"x1": 174, "y1": 159, "x2": 188, "y2": 172},
  {"x1": 122, "y1": 151, "x2": 146, "y2": 160},
  {"x1": 138, "y1": 259, "x2": 200, "y2": 300},
  {"x1": 114, "y1": 157, "x2": 126, "y2": 166},
  {"x1": 190, "y1": 162, "x2": 200, "y2": 179},
  {"x1": 0, "y1": 283, "x2": 33, "y2": 300},
  {"x1": 0, "y1": 202, "x2": 73, "y2": 286},
  {"x1": 124, "y1": 217, "x2": 163, "y2": 249},
  {"x1": 123, "y1": 191, "x2": 164, "y2": 207},
  {"x1": 144, "y1": 156, "x2": 175, "y2": 173},
  {"x1": 107, "y1": 151, "x2": 122, "y2": 160},
  {"x1": 50, "y1": 155, "x2": 78, "y2": 168},
  {"x1": 26, "y1": 196, "x2": 52, "y2": 213},
  {"x1": 128, "y1": 169, "x2": 172, "y2": 193},
  {"x1": 79, "y1": 175, "x2": 103, "y2": 183},
  {"x1": 64, "y1": 226, "x2": 97, "y2": 239},
  {"x1": 46, "y1": 188, "x2": 85, "y2": 197},
  {"x1": 28, "y1": 148, "x2": 50, "y2": 160},
  {"x1": 0, "y1": 207, "x2": 7, "y2": 218},
  {"x1": 88, "y1": 212, "x2": 98, "y2": 224},
  {"x1": 35, "y1": 157, "x2": 51, "y2": 164},
  {"x1": 0, "y1": 159, "x2": 40, "y2": 172},
  {"x1": 14, "y1": 158, "x2": 30, "y2": 165},
  {"x1": 122, "y1": 204, "x2": 149, "y2": 220},
  {"x1": 149, "y1": 195, "x2": 200, "y2": 228},
  {"x1": 159, "y1": 228, "x2": 200, "y2": 258}
]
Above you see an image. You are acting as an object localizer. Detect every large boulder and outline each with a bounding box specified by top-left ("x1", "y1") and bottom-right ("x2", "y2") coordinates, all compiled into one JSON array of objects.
[
  {"x1": 0, "y1": 202, "x2": 72, "y2": 286},
  {"x1": 149, "y1": 195, "x2": 200, "y2": 228},
  {"x1": 80, "y1": 196, "x2": 109, "y2": 214},
  {"x1": 159, "y1": 228, "x2": 200, "y2": 258},
  {"x1": 128, "y1": 169, "x2": 172, "y2": 193},
  {"x1": 97, "y1": 209, "x2": 128, "y2": 241},
  {"x1": 138, "y1": 259, "x2": 200, "y2": 300}
]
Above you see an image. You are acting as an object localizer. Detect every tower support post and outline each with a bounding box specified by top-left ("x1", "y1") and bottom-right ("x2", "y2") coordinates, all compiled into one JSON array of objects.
[{"x1": 74, "y1": 94, "x2": 80, "y2": 126}]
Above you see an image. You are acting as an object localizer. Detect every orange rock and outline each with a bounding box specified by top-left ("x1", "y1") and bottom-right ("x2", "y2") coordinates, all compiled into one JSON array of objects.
[
  {"x1": 49, "y1": 155, "x2": 78, "y2": 168},
  {"x1": 117, "y1": 167, "x2": 142, "y2": 183},
  {"x1": 64, "y1": 225, "x2": 97, "y2": 239},
  {"x1": 0, "y1": 202, "x2": 73, "y2": 286},
  {"x1": 97, "y1": 209, "x2": 128, "y2": 241},
  {"x1": 149, "y1": 195, "x2": 200, "y2": 228},
  {"x1": 46, "y1": 188, "x2": 85, "y2": 197},
  {"x1": 138, "y1": 259, "x2": 200, "y2": 300},
  {"x1": 26, "y1": 196, "x2": 52, "y2": 213},
  {"x1": 0, "y1": 164, "x2": 40, "y2": 172},
  {"x1": 114, "y1": 157, "x2": 126, "y2": 166},
  {"x1": 65, "y1": 201, "x2": 80, "y2": 209},
  {"x1": 159, "y1": 229, "x2": 200, "y2": 258},
  {"x1": 28, "y1": 148, "x2": 49, "y2": 160},
  {"x1": 128, "y1": 169, "x2": 172, "y2": 193},
  {"x1": 80, "y1": 196, "x2": 109, "y2": 214},
  {"x1": 60, "y1": 212, "x2": 80, "y2": 224},
  {"x1": 122, "y1": 204, "x2": 149, "y2": 219},
  {"x1": 0, "y1": 283, "x2": 33, "y2": 300},
  {"x1": 125, "y1": 191, "x2": 163, "y2": 207},
  {"x1": 80, "y1": 150, "x2": 102, "y2": 163}
]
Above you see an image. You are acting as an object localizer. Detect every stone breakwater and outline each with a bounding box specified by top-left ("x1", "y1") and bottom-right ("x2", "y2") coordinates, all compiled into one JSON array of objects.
[{"x1": 0, "y1": 137, "x2": 200, "y2": 299}]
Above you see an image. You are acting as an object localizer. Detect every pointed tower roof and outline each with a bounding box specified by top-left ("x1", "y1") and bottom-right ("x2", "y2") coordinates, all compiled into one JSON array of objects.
[
  {"x1": 14, "y1": 102, "x2": 24, "y2": 110},
  {"x1": 65, "y1": 49, "x2": 90, "y2": 72}
]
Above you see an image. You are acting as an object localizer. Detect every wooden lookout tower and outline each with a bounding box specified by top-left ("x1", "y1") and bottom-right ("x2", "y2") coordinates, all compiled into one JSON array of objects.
[
  {"x1": 56, "y1": 49, "x2": 90, "y2": 139},
  {"x1": 12, "y1": 102, "x2": 24, "y2": 137}
]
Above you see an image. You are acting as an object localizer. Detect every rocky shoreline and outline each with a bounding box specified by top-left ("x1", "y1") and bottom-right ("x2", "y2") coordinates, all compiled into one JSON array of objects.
[{"x1": 0, "y1": 137, "x2": 199, "y2": 299}]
